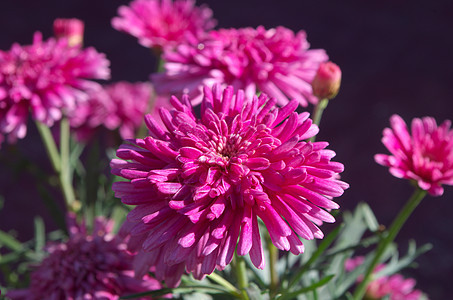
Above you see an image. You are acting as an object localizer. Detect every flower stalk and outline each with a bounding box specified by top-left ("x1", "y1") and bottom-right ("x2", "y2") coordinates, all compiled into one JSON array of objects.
[
  {"x1": 36, "y1": 121, "x2": 61, "y2": 173},
  {"x1": 267, "y1": 235, "x2": 279, "y2": 297},
  {"x1": 352, "y1": 187, "x2": 427, "y2": 299},
  {"x1": 309, "y1": 98, "x2": 329, "y2": 141},
  {"x1": 234, "y1": 253, "x2": 250, "y2": 300},
  {"x1": 207, "y1": 272, "x2": 241, "y2": 297},
  {"x1": 36, "y1": 119, "x2": 77, "y2": 212}
]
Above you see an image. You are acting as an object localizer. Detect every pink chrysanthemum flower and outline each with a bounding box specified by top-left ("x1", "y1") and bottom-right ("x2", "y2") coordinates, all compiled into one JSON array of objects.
[
  {"x1": 69, "y1": 87, "x2": 113, "y2": 141},
  {"x1": 112, "y1": 0, "x2": 216, "y2": 50},
  {"x1": 375, "y1": 114, "x2": 453, "y2": 196},
  {"x1": 345, "y1": 257, "x2": 426, "y2": 300},
  {"x1": 104, "y1": 81, "x2": 153, "y2": 139},
  {"x1": 70, "y1": 82, "x2": 153, "y2": 141},
  {"x1": 152, "y1": 26, "x2": 328, "y2": 106},
  {"x1": 111, "y1": 84, "x2": 348, "y2": 286},
  {"x1": 0, "y1": 32, "x2": 110, "y2": 146},
  {"x1": 7, "y1": 214, "x2": 162, "y2": 300}
]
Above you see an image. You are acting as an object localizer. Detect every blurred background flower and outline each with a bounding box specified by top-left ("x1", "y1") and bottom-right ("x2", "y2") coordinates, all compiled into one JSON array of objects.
[{"x1": 7, "y1": 214, "x2": 161, "y2": 299}]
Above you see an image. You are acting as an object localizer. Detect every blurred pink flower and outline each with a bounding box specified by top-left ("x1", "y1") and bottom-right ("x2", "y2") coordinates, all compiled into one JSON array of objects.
[
  {"x1": 346, "y1": 256, "x2": 426, "y2": 300},
  {"x1": 112, "y1": 0, "x2": 216, "y2": 50},
  {"x1": 7, "y1": 214, "x2": 161, "y2": 300},
  {"x1": 104, "y1": 81, "x2": 153, "y2": 139},
  {"x1": 152, "y1": 26, "x2": 328, "y2": 106},
  {"x1": 69, "y1": 87, "x2": 113, "y2": 141},
  {"x1": 375, "y1": 114, "x2": 453, "y2": 196},
  {"x1": 111, "y1": 84, "x2": 348, "y2": 286},
  {"x1": 0, "y1": 32, "x2": 110, "y2": 146},
  {"x1": 311, "y1": 61, "x2": 342, "y2": 100},
  {"x1": 69, "y1": 81, "x2": 153, "y2": 141}
]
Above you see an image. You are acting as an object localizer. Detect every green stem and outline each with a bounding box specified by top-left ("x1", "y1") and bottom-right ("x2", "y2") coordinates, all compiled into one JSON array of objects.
[
  {"x1": 207, "y1": 272, "x2": 241, "y2": 296},
  {"x1": 36, "y1": 120, "x2": 77, "y2": 212},
  {"x1": 267, "y1": 235, "x2": 279, "y2": 297},
  {"x1": 309, "y1": 98, "x2": 329, "y2": 142},
  {"x1": 60, "y1": 118, "x2": 77, "y2": 210},
  {"x1": 234, "y1": 253, "x2": 250, "y2": 300},
  {"x1": 352, "y1": 187, "x2": 427, "y2": 300},
  {"x1": 36, "y1": 121, "x2": 61, "y2": 173}
]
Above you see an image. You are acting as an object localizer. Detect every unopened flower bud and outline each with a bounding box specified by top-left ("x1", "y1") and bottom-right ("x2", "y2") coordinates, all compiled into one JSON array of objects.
[
  {"x1": 311, "y1": 61, "x2": 342, "y2": 100},
  {"x1": 53, "y1": 18, "x2": 84, "y2": 47}
]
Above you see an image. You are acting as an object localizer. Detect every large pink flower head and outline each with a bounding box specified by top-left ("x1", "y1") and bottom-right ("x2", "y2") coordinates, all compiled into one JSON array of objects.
[
  {"x1": 375, "y1": 114, "x2": 453, "y2": 196},
  {"x1": 111, "y1": 84, "x2": 348, "y2": 286},
  {"x1": 7, "y1": 214, "x2": 161, "y2": 300},
  {"x1": 0, "y1": 32, "x2": 110, "y2": 146},
  {"x1": 152, "y1": 26, "x2": 328, "y2": 106},
  {"x1": 104, "y1": 81, "x2": 153, "y2": 139},
  {"x1": 112, "y1": 0, "x2": 216, "y2": 50},
  {"x1": 345, "y1": 257, "x2": 426, "y2": 300}
]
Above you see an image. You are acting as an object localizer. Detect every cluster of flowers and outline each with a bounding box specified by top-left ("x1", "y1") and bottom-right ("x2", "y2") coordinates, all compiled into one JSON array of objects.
[{"x1": 1, "y1": 0, "x2": 452, "y2": 299}]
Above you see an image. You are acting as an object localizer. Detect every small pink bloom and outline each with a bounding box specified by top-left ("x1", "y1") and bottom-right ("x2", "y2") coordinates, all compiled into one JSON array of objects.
[
  {"x1": 53, "y1": 18, "x2": 85, "y2": 47},
  {"x1": 69, "y1": 87, "x2": 113, "y2": 141},
  {"x1": 346, "y1": 257, "x2": 426, "y2": 300},
  {"x1": 104, "y1": 81, "x2": 153, "y2": 139},
  {"x1": 69, "y1": 82, "x2": 153, "y2": 141},
  {"x1": 7, "y1": 214, "x2": 162, "y2": 300},
  {"x1": 152, "y1": 26, "x2": 328, "y2": 106},
  {"x1": 111, "y1": 84, "x2": 348, "y2": 286},
  {"x1": 311, "y1": 61, "x2": 341, "y2": 100},
  {"x1": 112, "y1": 0, "x2": 216, "y2": 50},
  {"x1": 0, "y1": 32, "x2": 110, "y2": 147},
  {"x1": 375, "y1": 114, "x2": 453, "y2": 196}
]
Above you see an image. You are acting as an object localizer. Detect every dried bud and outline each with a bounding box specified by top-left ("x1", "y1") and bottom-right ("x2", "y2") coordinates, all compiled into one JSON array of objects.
[
  {"x1": 53, "y1": 18, "x2": 84, "y2": 47},
  {"x1": 311, "y1": 61, "x2": 342, "y2": 100}
]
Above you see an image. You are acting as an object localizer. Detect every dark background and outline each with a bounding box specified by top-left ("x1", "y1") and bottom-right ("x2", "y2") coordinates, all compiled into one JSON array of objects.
[{"x1": 1, "y1": 0, "x2": 452, "y2": 298}]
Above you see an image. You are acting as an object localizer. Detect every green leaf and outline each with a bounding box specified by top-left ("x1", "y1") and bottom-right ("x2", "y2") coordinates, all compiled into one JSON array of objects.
[
  {"x1": 375, "y1": 241, "x2": 432, "y2": 278},
  {"x1": 246, "y1": 283, "x2": 267, "y2": 300},
  {"x1": 34, "y1": 216, "x2": 45, "y2": 252},
  {"x1": 278, "y1": 275, "x2": 334, "y2": 300},
  {"x1": 0, "y1": 251, "x2": 22, "y2": 265},
  {"x1": 285, "y1": 225, "x2": 343, "y2": 291},
  {"x1": 120, "y1": 285, "x2": 232, "y2": 299},
  {"x1": 0, "y1": 230, "x2": 22, "y2": 252},
  {"x1": 359, "y1": 203, "x2": 379, "y2": 232}
]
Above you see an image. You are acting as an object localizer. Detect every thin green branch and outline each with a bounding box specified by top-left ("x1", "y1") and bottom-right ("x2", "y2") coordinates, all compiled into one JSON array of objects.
[
  {"x1": 309, "y1": 98, "x2": 329, "y2": 142},
  {"x1": 234, "y1": 253, "x2": 250, "y2": 300},
  {"x1": 35, "y1": 121, "x2": 61, "y2": 173},
  {"x1": 207, "y1": 272, "x2": 241, "y2": 296}
]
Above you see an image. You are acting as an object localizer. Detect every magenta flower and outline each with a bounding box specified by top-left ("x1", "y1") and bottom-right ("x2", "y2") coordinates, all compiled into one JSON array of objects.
[
  {"x1": 7, "y1": 214, "x2": 162, "y2": 300},
  {"x1": 152, "y1": 26, "x2": 328, "y2": 106},
  {"x1": 375, "y1": 114, "x2": 453, "y2": 196},
  {"x1": 69, "y1": 82, "x2": 153, "y2": 141},
  {"x1": 69, "y1": 87, "x2": 113, "y2": 141},
  {"x1": 346, "y1": 257, "x2": 426, "y2": 300},
  {"x1": 112, "y1": 0, "x2": 216, "y2": 50},
  {"x1": 111, "y1": 84, "x2": 348, "y2": 286},
  {"x1": 0, "y1": 32, "x2": 110, "y2": 146},
  {"x1": 104, "y1": 81, "x2": 153, "y2": 139}
]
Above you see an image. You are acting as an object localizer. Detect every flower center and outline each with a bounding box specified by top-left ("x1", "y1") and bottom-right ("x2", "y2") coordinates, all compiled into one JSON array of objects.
[{"x1": 217, "y1": 133, "x2": 243, "y2": 159}]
